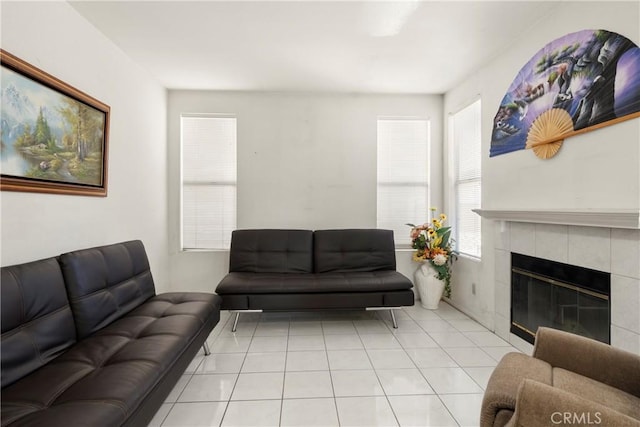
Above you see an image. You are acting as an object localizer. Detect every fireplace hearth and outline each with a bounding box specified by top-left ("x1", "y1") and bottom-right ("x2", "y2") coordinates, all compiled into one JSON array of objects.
[{"x1": 511, "y1": 253, "x2": 610, "y2": 345}]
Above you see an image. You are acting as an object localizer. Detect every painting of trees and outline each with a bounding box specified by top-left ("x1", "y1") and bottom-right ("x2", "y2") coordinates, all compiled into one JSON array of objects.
[
  {"x1": 1, "y1": 49, "x2": 109, "y2": 196},
  {"x1": 58, "y1": 98, "x2": 104, "y2": 162}
]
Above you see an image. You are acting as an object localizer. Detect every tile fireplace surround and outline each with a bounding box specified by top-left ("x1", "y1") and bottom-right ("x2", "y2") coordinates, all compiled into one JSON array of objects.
[{"x1": 485, "y1": 212, "x2": 640, "y2": 356}]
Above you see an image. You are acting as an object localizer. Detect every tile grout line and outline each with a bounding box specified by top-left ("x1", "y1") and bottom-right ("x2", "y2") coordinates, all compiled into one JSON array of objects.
[
  {"x1": 321, "y1": 317, "x2": 342, "y2": 426},
  {"x1": 217, "y1": 312, "x2": 255, "y2": 426},
  {"x1": 406, "y1": 307, "x2": 464, "y2": 427},
  {"x1": 357, "y1": 311, "x2": 402, "y2": 427},
  {"x1": 278, "y1": 316, "x2": 291, "y2": 426}
]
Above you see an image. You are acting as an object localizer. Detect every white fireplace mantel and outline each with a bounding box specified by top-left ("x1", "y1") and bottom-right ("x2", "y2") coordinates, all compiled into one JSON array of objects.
[{"x1": 473, "y1": 208, "x2": 640, "y2": 229}]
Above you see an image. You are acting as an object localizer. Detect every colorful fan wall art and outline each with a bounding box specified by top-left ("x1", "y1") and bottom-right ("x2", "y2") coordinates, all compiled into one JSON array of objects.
[{"x1": 490, "y1": 29, "x2": 640, "y2": 159}]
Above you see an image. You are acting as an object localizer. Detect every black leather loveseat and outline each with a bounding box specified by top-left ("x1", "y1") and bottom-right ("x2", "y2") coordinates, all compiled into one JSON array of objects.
[
  {"x1": 1, "y1": 240, "x2": 221, "y2": 427},
  {"x1": 215, "y1": 229, "x2": 414, "y2": 330}
]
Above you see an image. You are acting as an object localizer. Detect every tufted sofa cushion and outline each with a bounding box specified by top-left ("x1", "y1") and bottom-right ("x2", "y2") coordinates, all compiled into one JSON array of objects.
[
  {"x1": 1, "y1": 292, "x2": 220, "y2": 426},
  {"x1": 1, "y1": 258, "x2": 76, "y2": 388},
  {"x1": 216, "y1": 229, "x2": 414, "y2": 316},
  {"x1": 1, "y1": 240, "x2": 222, "y2": 427},
  {"x1": 314, "y1": 229, "x2": 397, "y2": 273},
  {"x1": 229, "y1": 229, "x2": 314, "y2": 273},
  {"x1": 59, "y1": 240, "x2": 157, "y2": 339},
  {"x1": 217, "y1": 271, "x2": 413, "y2": 294}
]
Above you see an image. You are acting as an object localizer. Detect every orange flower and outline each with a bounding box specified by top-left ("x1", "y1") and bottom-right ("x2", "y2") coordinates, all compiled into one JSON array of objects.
[{"x1": 431, "y1": 247, "x2": 447, "y2": 256}]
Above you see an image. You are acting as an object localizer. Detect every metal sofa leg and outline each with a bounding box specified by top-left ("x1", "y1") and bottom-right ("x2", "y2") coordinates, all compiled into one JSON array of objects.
[
  {"x1": 202, "y1": 342, "x2": 211, "y2": 356},
  {"x1": 390, "y1": 310, "x2": 398, "y2": 329},
  {"x1": 366, "y1": 307, "x2": 400, "y2": 329},
  {"x1": 231, "y1": 312, "x2": 240, "y2": 332}
]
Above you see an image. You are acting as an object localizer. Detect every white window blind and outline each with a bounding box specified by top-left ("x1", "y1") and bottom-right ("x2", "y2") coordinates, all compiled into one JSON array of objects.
[
  {"x1": 377, "y1": 119, "x2": 430, "y2": 246},
  {"x1": 451, "y1": 100, "x2": 482, "y2": 257},
  {"x1": 181, "y1": 114, "x2": 237, "y2": 250}
]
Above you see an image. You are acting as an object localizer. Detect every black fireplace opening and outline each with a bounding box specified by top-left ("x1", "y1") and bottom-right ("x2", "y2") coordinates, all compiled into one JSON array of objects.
[{"x1": 511, "y1": 253, "x2": 610, "y2": 345}]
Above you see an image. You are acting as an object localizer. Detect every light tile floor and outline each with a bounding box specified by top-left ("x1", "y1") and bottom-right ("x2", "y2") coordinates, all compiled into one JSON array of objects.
[{"x1": 149, "y1": 303, "x2": 521, "y2": 427}]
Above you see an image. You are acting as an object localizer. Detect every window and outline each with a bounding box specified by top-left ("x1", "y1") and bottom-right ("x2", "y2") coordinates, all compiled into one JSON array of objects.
[
  {"x1": 377, "y1": 118, "x2": 430, "y2": 246},
  {"x1": 450, "y1": 100, "x2": 481, "y2": 257},
  {"x1": 181, "y1": 114, "x2": 236, "y2": 250}
]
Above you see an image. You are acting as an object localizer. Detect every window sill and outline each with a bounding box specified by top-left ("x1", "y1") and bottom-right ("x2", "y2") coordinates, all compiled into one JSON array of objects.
[
  {"x1": 457, "y1": 253, "x2": 481, "y2": 263},
  {"x1": 181, "y1": 248, "x2": 229, "y2": 253}
]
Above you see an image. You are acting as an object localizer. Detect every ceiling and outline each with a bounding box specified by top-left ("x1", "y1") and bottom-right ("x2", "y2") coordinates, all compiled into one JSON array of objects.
[{"x1": 70, "y1": 1, "x2": 560, "y2": 94}]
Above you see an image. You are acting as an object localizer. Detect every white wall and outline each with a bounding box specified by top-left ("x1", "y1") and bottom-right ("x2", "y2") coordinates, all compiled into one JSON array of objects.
[
  {"x1": 167, "y1": 91, "x2": 443, "y2": 291},
  {"x1": 0, "y1": 2, "x2": 171, "y2": 292},
  {"x1": 444, "y1": 1, "x2": 640, "y2": 327}
]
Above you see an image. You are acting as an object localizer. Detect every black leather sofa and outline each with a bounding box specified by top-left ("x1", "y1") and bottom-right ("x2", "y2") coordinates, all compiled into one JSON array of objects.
[
  {"x1": 215, "y1": 229, "x2": 414, "y2": 330},
  {"x1": 1, "y1": 240, "x2": 221, "y2": 427}
]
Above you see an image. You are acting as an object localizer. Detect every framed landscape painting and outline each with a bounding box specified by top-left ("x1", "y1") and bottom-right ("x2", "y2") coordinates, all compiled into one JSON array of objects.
[{"x1": 0, "y1": 50, "x2": 110, "y2": 196}]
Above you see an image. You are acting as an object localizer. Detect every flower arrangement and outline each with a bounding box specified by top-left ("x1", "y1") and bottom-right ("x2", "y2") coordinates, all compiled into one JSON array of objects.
[{"x1": 407, "y1": 208, "x2": 457, "y2": 298}]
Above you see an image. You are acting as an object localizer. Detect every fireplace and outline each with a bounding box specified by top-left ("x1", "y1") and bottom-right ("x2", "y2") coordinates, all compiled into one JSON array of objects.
[{"x1": 511, "y1": 253, "x2": 611, "y2": 345}]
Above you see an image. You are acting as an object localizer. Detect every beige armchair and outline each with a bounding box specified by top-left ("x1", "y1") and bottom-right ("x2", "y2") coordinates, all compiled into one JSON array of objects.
[{"x1": 481, "y1": 327, "x2": 640, "y2": 427}]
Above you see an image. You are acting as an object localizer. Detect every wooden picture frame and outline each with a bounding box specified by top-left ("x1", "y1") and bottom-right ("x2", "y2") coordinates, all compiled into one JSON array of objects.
[{"x1": 1, "y1": 50, "x2": 110, "y2": 196}]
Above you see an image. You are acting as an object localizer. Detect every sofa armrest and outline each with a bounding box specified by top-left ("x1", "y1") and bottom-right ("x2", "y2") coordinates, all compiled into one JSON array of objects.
[
  {"x1": 532, "y1": 327, "x2": 640, "y2": 398},
  {"x1": 481, "y1": 352, "x2": 552, "y2": 427},
  {"x1": 508, "y1": 379, "x2": 640, "y2": 427}
]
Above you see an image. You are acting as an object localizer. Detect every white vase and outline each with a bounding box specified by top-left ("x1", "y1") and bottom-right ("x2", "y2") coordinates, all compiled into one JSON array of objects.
[{"x1": 414, "y1": 262, "x2": 445, "y2": 310}]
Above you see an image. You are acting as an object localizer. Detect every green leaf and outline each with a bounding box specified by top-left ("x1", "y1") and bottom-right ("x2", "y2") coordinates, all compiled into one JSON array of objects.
[
  {"x1": 436, "y1": 227, "x2": 451, "y2": 248},
  {"x1": 441, "y1": 232, "x2": 450, "y2": 248},
  {"x1": 435, "y1": 226, "x2": 451, "y2": 235}
]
